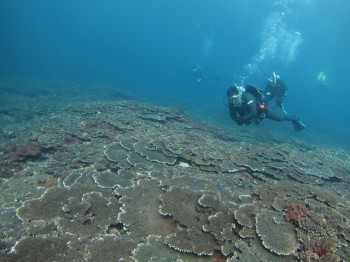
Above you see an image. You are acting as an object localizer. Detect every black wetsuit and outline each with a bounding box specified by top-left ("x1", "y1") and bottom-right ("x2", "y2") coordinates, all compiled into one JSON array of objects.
[
  {"x1": 265, "y1": 79, "x2": 287, "y2": 107},
  {"x1": 228, "y1": 92, "x2": 297, "y2": 126}
]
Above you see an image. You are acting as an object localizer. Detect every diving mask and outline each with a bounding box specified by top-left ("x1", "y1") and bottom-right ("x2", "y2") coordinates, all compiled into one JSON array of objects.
[{"x1": 229, "y1": 88, "x2": 243, "y2": 107}]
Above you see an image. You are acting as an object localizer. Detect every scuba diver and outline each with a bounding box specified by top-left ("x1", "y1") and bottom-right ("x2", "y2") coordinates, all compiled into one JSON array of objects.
[
  {"x1": 192, "y1": 65, "x2": 221, "y2": 84},
  {"x1": 227, "y1": 84, "x2": 306, "y2": 131},
  {"x1": 192, "y1": 65, "x2": 208, "y2": 83},
  {"x1": 264, "y1": 72, "x2": 288, "y2": 114},
  {"x1": 317, "y1": 71, "x2": 328, "y2": 89}
]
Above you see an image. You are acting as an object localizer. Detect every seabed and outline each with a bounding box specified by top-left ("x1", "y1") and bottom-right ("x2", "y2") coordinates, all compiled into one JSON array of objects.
[{"x1": 0, "y1": 78, "x2": 349, "y2": 261}]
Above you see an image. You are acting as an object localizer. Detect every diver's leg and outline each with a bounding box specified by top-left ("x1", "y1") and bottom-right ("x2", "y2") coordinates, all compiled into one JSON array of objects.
[
  {"x1": 265, "y1": 108, "x2": 295, "y2": 122},
  {"x1": 265, "y1": 108, "x2": 306, "y2": 131}
]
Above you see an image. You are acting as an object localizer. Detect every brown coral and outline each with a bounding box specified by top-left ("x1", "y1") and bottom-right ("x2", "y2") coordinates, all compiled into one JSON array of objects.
[
  {"x1": 19, "y1": 141, "x2": 42, "y2": 158},
  {"x1": 256, "y1": 209, "x2": 299, "y2": 255},
  {"x1": 234, "y1": 203, "x2": 258, "y2": 228}
]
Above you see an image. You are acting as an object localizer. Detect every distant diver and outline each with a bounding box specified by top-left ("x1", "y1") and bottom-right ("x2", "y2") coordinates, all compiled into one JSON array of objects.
[
  {"x1": 317, "y1": 71, "x2": 328, "y2": 88},
  {"x1": 192, "y1": 65, "x2": 208, "y2": 83},
  {"x1": 264, "y1": 72, "x2": 288, "y2": 114},
  {"x1": 227, "y1": 84, "x2": 306, "y2": 131},
  {"x1": 192, "y1": 65, "x2": 221, "y2": 84}
]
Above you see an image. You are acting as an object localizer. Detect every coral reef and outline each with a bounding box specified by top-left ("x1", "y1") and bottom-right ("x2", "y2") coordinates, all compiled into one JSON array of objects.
[{"x1": 0, "y1": 91, "x2": 349, "y2": 261}]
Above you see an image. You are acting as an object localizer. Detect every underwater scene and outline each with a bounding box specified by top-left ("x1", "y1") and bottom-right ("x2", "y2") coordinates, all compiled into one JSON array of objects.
[{"x1": 0, "y1": 0, "x2": 350, "y2": 261}]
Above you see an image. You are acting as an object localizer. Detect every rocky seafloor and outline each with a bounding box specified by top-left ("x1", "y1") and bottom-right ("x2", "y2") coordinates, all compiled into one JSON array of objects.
[{"x1": 0, "y1": 79, "x2": 350, "y2": 261}]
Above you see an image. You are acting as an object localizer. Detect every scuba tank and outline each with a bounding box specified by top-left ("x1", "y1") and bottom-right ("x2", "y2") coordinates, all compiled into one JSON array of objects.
[{"x1": 244, "y1": 84, "x2": 267, "y2": 118}]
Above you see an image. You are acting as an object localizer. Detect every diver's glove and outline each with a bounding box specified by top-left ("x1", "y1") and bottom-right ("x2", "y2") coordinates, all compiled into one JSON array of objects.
[
  {"x1": 292, "y1": 118, "x2": 306, "y2": 131},
  {"x1": 276, "y1": 99, "x2": 283, "y2": 107},
  {"x1": 236, "y1": 117, "x2": 244, "y2": 126}
]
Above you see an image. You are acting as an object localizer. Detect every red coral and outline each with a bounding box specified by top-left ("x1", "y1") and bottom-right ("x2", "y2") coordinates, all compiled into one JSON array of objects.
[
  {"x1": 284, "y1": 203, "x2": 309, "y2": 224},
  {"x1": 312, "y1": 245, "x2": 328, "y2": 257}
]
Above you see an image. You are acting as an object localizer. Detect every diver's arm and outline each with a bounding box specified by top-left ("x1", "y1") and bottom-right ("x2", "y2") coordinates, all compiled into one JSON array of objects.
[
  {"x1": 229, "y1": 106, "x2": 243, "y2": 125},
  {"x1": 241, "y1": 94, "x2": 258, "y2": 123}
]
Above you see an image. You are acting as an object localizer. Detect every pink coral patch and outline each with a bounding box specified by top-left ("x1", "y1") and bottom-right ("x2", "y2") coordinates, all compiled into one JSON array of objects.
[{"x1": 283, "y1": 203, "x2": 309, "y2": 224}]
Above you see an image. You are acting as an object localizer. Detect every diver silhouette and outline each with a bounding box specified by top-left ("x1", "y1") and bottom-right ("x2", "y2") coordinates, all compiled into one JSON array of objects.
[
  {"x1": 264, "y1": 72, "x2": 288, "y2": 114},
  {"x1": 192, "y1": 65, "x2": 221, "y2": 84}
]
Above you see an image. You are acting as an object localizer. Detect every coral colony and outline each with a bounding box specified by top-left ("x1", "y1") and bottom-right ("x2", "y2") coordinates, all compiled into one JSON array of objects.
[
  {"x1": 0, "y1": 99, "x2": 349, "y2": 261},
  {"x1": 284, "y1": 203, "x2": 309, "y2": 224}
]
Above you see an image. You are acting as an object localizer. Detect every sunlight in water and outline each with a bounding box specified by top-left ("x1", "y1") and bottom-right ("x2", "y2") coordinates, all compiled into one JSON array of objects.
[{"x1": 238, "y1": 0, "x2": 303, "y2": 83}]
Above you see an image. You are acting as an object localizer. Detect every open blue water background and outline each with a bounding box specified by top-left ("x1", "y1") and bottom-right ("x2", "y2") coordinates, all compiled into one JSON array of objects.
[{"x1": 1, "y1": 0, "x2": 349, "y2": 148}]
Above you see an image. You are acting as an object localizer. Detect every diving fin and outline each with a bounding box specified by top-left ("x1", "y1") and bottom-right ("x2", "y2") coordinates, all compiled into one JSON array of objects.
[{"x1": 293, "y1": 119, "x2": 306, "y2": 131}]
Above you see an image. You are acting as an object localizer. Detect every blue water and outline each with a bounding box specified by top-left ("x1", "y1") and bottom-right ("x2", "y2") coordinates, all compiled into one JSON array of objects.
[{"x1": 1, "y1": 0, "x2": 349, "y2": 148}]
